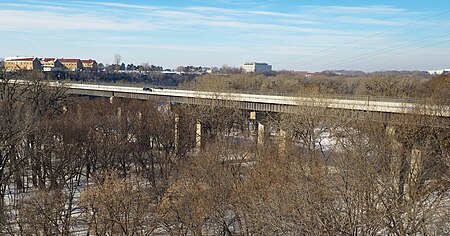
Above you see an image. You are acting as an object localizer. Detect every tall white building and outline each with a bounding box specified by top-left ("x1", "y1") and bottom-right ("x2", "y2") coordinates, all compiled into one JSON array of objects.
[{"x1": 242, "y1": 62, "x2": 272, "y2": 73}]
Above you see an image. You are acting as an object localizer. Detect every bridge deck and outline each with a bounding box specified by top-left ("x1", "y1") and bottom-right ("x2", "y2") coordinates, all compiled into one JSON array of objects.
[{"x1": 7, "y1": 79, "x2": 450, "y2": 118}]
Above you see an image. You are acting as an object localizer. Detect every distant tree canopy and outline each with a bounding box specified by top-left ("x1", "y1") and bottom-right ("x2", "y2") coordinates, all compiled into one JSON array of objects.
[
  {"x1": 13, "y1": 70, "x2": 194, "y2": 87},
  {"x1": 176, "y1": 65, "x2": 204, "y2": 73},
  {"x1": 424, "y1": 74, "x2": 450, "y2": 104},
  {"x1": 139, "y1": 62, "x2": 163, "y2": 72},
  {"x1": 182, "y1": 71, "x2": 440, "y2": 101}
]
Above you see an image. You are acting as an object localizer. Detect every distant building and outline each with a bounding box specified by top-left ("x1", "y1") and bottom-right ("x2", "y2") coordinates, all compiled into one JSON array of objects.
[
  {"x1": 4, "y1": 57, "x2": 42, "y2": 71},
  {"x1": 41, "y1": 58, "x2": 63, "y2": 71},
  {"x1": 81, "y1": 59, "x2": 98, "y2": 72},
  {"x1": 242, "y1": 62, "x2": 272, "y2": 73},
  {"x1": 59, "y1": 58, "x2": 83, "y2": 71},
  {"x1": 428, "y1": 69, "x2": 450, "y2": 75}
]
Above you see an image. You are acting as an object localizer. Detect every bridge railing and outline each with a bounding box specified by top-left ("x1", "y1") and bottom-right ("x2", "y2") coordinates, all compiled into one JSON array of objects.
[
  {"x1": 54, "y1": 79, "x2": 431, "y2": 104},
  {"x1": 8, "y1": 79, "x2": 449, "y2": 117}
]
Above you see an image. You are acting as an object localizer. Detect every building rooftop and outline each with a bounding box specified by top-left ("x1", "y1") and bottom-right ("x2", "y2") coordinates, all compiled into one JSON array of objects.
[
  {"x1": 59, "y1": 58, "x2": 81, "y2": 63},
  {"x1": 41, "y1": 58, "x2": 57, "y2": 62},
  {"x1": 243, "y1": 62, "x2": 269, "y2": 65},
  {"x1": 81, "y1": 59, "x2": 97, "y2": 63},
  {"x1": 5, "y1": 57, "x2": 36, "y2": 61}
]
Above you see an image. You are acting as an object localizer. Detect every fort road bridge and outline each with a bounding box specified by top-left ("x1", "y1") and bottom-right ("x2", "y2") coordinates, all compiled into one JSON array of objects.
[{"x1": 7, "y1": 79, "x2": 450, "y2": 123}]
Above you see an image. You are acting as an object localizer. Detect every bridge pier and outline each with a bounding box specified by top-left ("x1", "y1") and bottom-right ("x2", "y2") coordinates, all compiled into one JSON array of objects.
[
  {"x1": 117, "y1": 107, "x2": 122, "y2": 119},
  {"x1": 386, "y1": 125, "x2": 403, "y2": 195},
  {"x1": 257, "y1": 121, "x2": 265, "y2": 145},
  {"x1": 406, "y1": 148, "x2": 422, "y2": 200},
  {"x1": 245, "y1": 111, "x2": 256, "y2": 138},
  {"x1": 252, "y1": 112, "x2": 269, "y2": 145},
  {"x1": 174, "y1": 113, "x2": 179, "y2": 152},
  {"x1": 195, "y1": 120, "x2": 202, "y2": 152},
  {"x1": 249, "y1": 111, "x2": 257, "y2": 120},
  {"x1": 278, "y1": 129, "x2": 287, "y2": 155},
  {"x1": 386, "y1": 125, "x2": 425, "y2": 200},
  {"x1": 108, "y1": 96, "x2": 122, "y2": 119}
]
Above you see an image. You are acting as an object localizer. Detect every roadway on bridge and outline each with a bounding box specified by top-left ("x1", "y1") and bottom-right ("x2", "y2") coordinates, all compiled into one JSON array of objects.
[{"x1": 7, "y1": 79, "x2": 450, "y2": 117}]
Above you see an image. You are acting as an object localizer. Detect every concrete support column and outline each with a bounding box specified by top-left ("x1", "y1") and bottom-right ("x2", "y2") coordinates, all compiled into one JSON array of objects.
[
  {"x1": 279, "y1": 129, "x2": 286, "y2": 155},
  {"x1": 386, "y1": 125, "x2": 402, "y2": 194},
  {"x1": 249, "y1": 111, "x2": 257, "y2": 120},
  {"x1": 247, "y1": 111, "x2": 257, "y2": 137},
  {"x1": 117, "y1": 107, "x2": 122, "y2": 119},
  {"x1": 110, "y1": 96, "x2": 122, "y2": 119},
  {"x1": 174, "y1": 114, "x2": 179, "y2": 152},
  {"x1": 195, "y1": 120, "x2": 202, "y2": 152},
  {"x1": 406, "y1": 148, "x2": 422, "y2": 200},
  {"x1": 137, "y1": 111, "x2": 143, "y2": 131},
  {"x1": 257, "y1": 121, "x2": 265, "y2": 145}
]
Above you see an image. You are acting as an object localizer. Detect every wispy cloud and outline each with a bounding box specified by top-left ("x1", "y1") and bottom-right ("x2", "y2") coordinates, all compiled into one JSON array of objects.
[
  {"x1": 18, "y1": 36, "x2": 36, "y2": 42},
  {"x1": 0, "y1": 10, "x2": 154, "y2": 31},
  {"x1": 0, "y1": 1, "x2": 411, "y2": 36},
  {"x1": 187, "y1": 6, "x2": 305, "y2": 18},
  {"x1": 337, "y1": 16, "x2": 405, "y2": 26},
  {"x1": 275, "y1": 19, "x2": 321, "y2": 26},
  {"x1": 304, "y1": 5, "x2": 407, "y2": 15},
  {"x1": 99, "y1": 43, "x2": 241, "y2": 53},
  {"x1": 77, "y1": 1, "x2": 159, "y2": 10},
  {"x1": 0, "y1": 3, "x2": 74, "y2": 11}
]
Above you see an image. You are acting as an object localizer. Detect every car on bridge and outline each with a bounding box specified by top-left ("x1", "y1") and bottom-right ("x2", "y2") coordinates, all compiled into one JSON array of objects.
[{"x1": 143, "y1": 87, "x2": 153, "y2": 92}]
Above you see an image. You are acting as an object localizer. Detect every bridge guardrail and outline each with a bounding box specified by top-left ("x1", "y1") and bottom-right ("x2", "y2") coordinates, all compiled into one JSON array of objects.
[
  {"x1": 6, "y1": 79, "x2": 449, "y2": 117},
  {"x1": 9, "y1": 78, "x2": 436, "y2": 105},
  {"x1": 54, "y1": 79, "x2": 430, "y2": 104}
]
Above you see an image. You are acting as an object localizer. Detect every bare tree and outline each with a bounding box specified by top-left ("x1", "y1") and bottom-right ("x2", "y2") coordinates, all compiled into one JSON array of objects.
[
  {"x1": 0, "y1": 77, "x2": 35, "y2": 227},
  {"x1": 0, "y1": 71, "x2": 66, "y2": 229},
  {"x1": 114, "y1": 54, "x2": 122, "y2": 71},
  {"x1": 13, "y1": 188, "x2": 78, "y2": 235},
  {"x1": 141, "y1": 62, "x2": 150, "y2": 72},
  {"x1": 159, "y1": 140, "x2": 251, "y2": 235},
  {"x1": 80, "y1": 174, "x2": 157, "y2": 235}
]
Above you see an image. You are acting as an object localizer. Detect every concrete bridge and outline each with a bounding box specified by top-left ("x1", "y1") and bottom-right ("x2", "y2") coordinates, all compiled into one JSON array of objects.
[{"x1": 29, "y1": 80, "x2": 449, "y2": 118}]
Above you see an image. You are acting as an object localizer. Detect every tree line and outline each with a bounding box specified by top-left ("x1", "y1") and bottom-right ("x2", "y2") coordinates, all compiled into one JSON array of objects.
[{"x1": 183, "y1": 72, "x2": 450, "y2": 104}]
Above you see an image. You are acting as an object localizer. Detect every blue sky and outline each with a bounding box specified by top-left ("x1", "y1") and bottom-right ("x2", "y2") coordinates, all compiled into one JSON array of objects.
[{"x1": 1, "y1": 0, "x2": 449, "y2": 71}]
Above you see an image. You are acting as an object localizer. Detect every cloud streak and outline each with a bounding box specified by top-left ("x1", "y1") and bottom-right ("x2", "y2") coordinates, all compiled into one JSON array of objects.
[
  {"x1": 1, "y1": 1, "x2": 382, "y2": 38},
  {"x1": 0, "y1": 10, "x2": 154, "y2": 31},
  {"x1": 303, "y1": 5, "x2": 407, "y2": 15}
]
